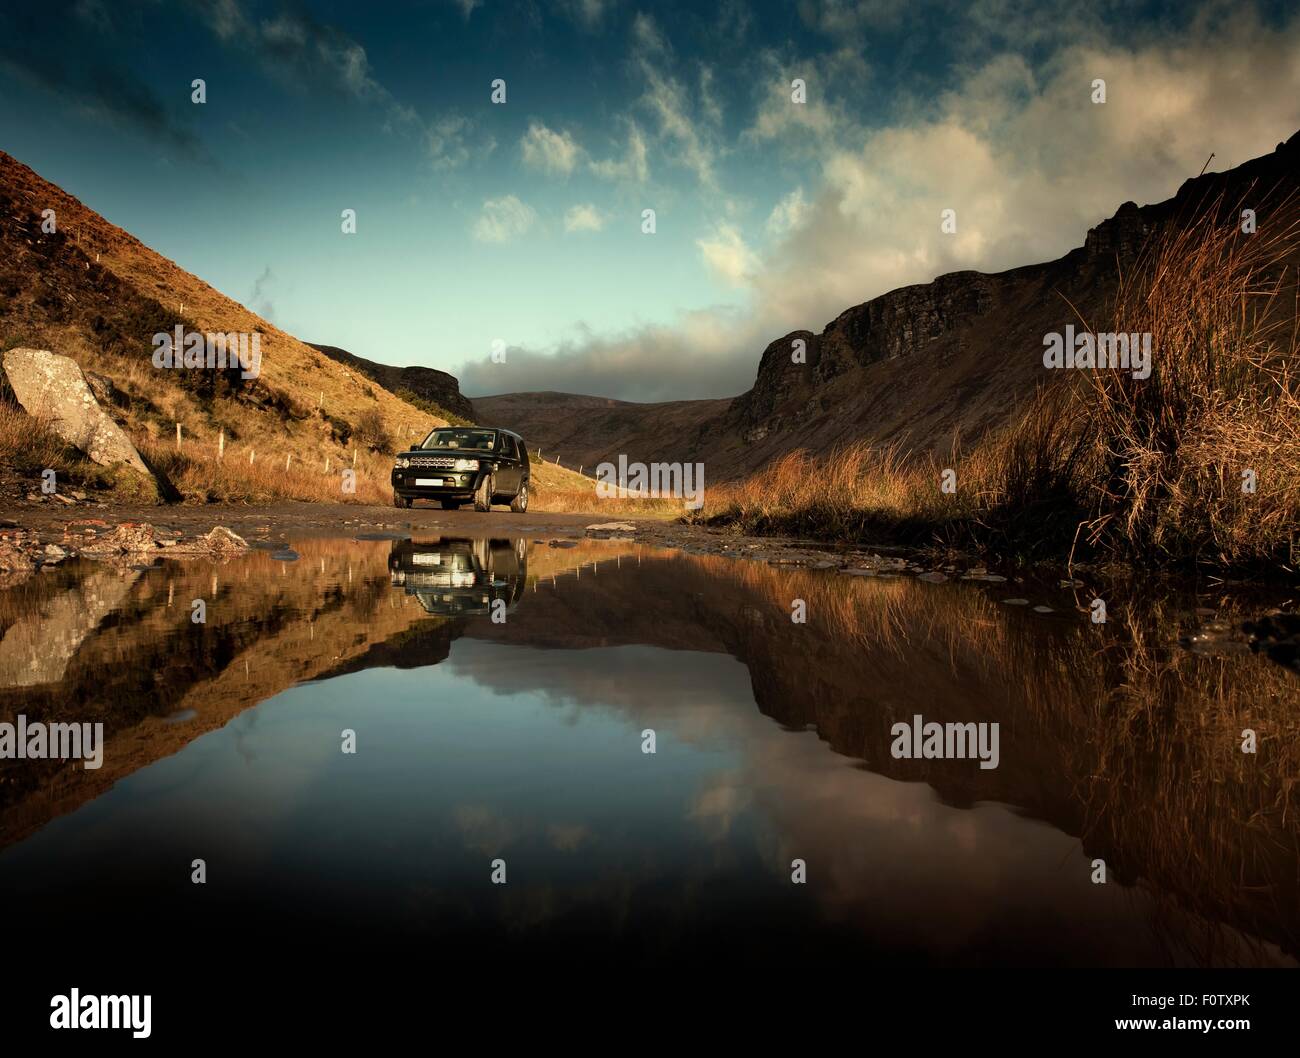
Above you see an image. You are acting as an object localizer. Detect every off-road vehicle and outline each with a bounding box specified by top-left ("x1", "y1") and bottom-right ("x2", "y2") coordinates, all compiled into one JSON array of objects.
[{"x1": 391, "y1": 426, "x2": 530, "y2": 512}]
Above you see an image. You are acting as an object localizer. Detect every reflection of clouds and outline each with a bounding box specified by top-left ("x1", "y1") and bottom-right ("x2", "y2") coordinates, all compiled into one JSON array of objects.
[
  {"x1": 547, "y1": 823, "x2": 592, "y2": 852},
  {"x1": 445, "y1": 640, "x2": 1291, "y2": 965},
  {"x1": 686, "y1": 774, "x2": 751, "y2": 841},
  {"x1": 446, "y1": 641, "x2": 754, "y2": 749},
  {"x1": 451, "y1": 804, "x2": 516, "y2": 856}
]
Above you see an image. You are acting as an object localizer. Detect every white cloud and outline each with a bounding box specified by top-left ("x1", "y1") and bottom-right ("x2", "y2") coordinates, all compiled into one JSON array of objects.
[
  {"x1": 472, "y1": 195, "x2": 538, "y2": 243},
  {"x1": 696, "y1": 224, "x2": 758, "y2": 286},
  {"x1": 520, "y1": 121, "x2": 582, "y2": 175},
  {"x1": 631, "y1": 13, "x2": 718, "y2": 188},
  {"x1": 460, "y1": 6, "x2": 1300, "y2": 400},
  {"x1": 765, "y1": 187, "x2": 807, "y2": 235},
  {"x1": 426, "y1": 114, "x2": 475, "y2": 170},
  {"x1": 590, "y1": 122, "x2": 649, "y2": 182},
  {"x1": 564, "y1": 203, "x2": 608, "y2": 233},
  {"x1": 556, "y1": 0, "x2": 614, "y2": 30}
]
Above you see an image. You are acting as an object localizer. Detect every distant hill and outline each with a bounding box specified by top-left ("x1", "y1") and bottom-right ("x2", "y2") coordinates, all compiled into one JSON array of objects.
[
  {"x1": 309, "y1": 342, "x2": 474, "y2": 422},
  {"x1": 472, "y1": 391, "x2": 729, "y2": 469},
  {"x1": 478, "y1": 131, "x2": 1300, "y2": 481}
]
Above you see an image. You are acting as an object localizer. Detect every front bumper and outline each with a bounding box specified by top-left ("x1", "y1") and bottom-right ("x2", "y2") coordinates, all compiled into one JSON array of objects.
[{"x1": 391, "y1": 467, "x2": 483, "y2": 497}]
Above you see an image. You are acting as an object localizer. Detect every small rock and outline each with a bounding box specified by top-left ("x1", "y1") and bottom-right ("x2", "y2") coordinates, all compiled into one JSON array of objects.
[
  {"x1": 1002, "y1": 598, "x2": 1030, "y2": 606},
  {"x1": 917, "y1": 571, "x2": 948, "y2": 583}
]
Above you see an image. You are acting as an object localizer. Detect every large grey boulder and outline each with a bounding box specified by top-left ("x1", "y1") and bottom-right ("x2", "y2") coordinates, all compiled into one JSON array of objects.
[{"x1": 2, "y1": 348, "x2": 150, "y2": 476}]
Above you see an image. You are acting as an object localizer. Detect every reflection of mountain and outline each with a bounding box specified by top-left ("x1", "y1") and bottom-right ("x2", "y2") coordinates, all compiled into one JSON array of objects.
[
  {"x1": 1, "y1": 536, "x2": 1296, "y2": 961},
  {"x1": 0, "y1": 537, "x2": 621, "y2": 848}
]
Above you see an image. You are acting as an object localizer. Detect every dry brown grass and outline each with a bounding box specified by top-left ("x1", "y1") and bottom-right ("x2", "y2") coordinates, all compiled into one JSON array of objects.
[
  {"x1": 136, "y1": 436, "x2": 395, "y2": 505},
  {"x1": 700, "y1": 195, "x2": 1300, "y2": 571},
  {"x1": 523, "y1": 460, "x2": 684, "y2": 516}
]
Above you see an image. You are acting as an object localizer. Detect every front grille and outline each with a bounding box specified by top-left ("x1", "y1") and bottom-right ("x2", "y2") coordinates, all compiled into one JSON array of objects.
[{"x1": 409, "y1": 455, "x2": 456, "y2": 469}]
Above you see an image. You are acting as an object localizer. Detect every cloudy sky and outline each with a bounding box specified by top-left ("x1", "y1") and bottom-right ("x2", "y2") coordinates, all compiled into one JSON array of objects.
[{"x1": 2, "y1": 0, "x2": 1299, "y2": 400}]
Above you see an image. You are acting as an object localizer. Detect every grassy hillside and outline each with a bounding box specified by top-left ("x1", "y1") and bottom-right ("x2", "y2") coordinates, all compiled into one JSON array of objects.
[
  {"x1": 0, "y1": 150, "x2": 447, "y2": 505},
  {"x1": 699, "y1": 194, "x2": 1300, "y2": 570}
]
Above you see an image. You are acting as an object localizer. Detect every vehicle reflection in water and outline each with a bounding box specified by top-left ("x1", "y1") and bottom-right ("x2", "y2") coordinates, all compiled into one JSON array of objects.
[
  {"x1": 0, "y1": 534, "x2": 1296, "y2": 968},
  {"x1": 387, "y1": 537, "x2": 526, "y2": 616}
]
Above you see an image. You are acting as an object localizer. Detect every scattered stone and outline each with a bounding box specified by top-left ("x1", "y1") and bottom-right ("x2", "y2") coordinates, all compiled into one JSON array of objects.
[
  {"x1": 917, "y1": 571, "x2": 948, "y2": 583},
  {"x1": 549, "y1": 540, "x2": 578, "y2": 549},
  {"x1": 586, "y1": 522, "x2": 637, "y2": 532},
  {"x1": 1002, "y1": 598, "x2": 1030, "y2": 606},
  {"x1": 270, "y1": 548, "x2": 299, "y2": 562},
  {"x1": 79, "y1": 522, "x2": 160, "y2": 557},
  {"x1": 1032, "y1": 605, "x2": 1054, "y2": 613},
  {"x1": 41, "y1": 543, "x2": 69, "y2": 564}
]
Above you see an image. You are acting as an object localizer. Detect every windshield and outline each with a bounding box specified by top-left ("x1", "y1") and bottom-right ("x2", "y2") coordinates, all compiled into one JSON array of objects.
[{"x1": 417, "y1": 427, "x2": 498, "y2": 452}]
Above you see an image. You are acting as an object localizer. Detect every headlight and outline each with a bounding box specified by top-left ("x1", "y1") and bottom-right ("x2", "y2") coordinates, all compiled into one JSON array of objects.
[
  {"x1": 396, "y1": 457, "x2": 410, "y2": 468},
  {"x1": 452, "y1": 458, "x2": 480, "y2": 471}
]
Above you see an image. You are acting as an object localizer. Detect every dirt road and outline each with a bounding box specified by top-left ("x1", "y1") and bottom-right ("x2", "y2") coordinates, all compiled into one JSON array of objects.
[{"x1": 4, "y1": 500, "x2": 619, "y2": 538}]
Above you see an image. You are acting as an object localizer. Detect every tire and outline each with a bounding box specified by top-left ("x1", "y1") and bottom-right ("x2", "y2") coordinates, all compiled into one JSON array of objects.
[
  {"x1": 509, "y1": 481, "x2": 528, "y2": 513},
  {"x1": 393, "y1": 493, "x2": 411, "y2": 509},
  {"x1": 473, "y1": 473, "x2": 492, "y2": 512},
  {"x1": 440, "y1": 500, "x2": 462, "y2": 510}
]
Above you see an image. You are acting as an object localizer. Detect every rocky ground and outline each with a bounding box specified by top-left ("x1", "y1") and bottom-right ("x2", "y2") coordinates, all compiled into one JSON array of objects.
[{"x1": 1, "y1": 499, "x2": 1297, "y2": 672}]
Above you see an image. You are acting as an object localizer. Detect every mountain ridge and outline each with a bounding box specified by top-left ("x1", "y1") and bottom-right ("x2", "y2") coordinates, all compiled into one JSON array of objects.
[{"x1": 479, "y1": 129, "x2": 1300, "y2": 480}]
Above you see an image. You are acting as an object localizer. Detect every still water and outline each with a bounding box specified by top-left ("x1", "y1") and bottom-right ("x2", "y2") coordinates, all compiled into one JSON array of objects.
[{"x1": 1, "y1": 534, "x2": 1296, "y2": 967}]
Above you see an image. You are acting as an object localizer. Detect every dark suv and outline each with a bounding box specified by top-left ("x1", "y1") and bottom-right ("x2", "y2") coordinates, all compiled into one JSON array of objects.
[{"x1": 391, "y1": 426, "x2": 530, "y2": 512}]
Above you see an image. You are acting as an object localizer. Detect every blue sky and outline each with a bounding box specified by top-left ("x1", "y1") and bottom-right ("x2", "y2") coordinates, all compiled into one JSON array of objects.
[{"x1": 2, "y1": 0, "x2": 1299, "y2": 400}]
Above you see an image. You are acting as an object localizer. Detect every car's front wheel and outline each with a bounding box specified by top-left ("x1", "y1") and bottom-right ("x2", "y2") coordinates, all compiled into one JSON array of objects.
[
  {"x1": 473, "y1": 474, "x2": 492, "y2": 512},
  {"x1": 393, "y1": 493, "x2": 412, "y2": 509},
  {"x1": 510, "y1": 482, "x2": 528, "y2": 513}
]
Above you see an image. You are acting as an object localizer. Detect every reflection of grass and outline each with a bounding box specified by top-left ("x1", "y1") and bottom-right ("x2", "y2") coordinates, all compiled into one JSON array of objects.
[
  {"x1": 698, "y1": 195, "x2": 1300, "y2": 570},
  {"x1": 684, "y1": 552, "x2": 1300, "y2": 959}
]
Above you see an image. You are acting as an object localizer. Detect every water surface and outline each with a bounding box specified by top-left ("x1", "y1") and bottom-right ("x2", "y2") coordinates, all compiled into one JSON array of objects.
[{"x1": 1, "y1": 534, "x2": 1296, "y2": 967}]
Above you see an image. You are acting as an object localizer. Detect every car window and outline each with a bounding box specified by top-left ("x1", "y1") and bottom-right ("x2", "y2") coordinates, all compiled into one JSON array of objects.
[{"x1": 503, "y1": 435, "x2": 519, "y2": 460}]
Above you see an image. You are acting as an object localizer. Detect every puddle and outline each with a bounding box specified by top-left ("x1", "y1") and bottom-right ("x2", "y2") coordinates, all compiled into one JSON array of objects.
[{"x1": 0, "y1": 534, "x2": 1296, "y2": 966}]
